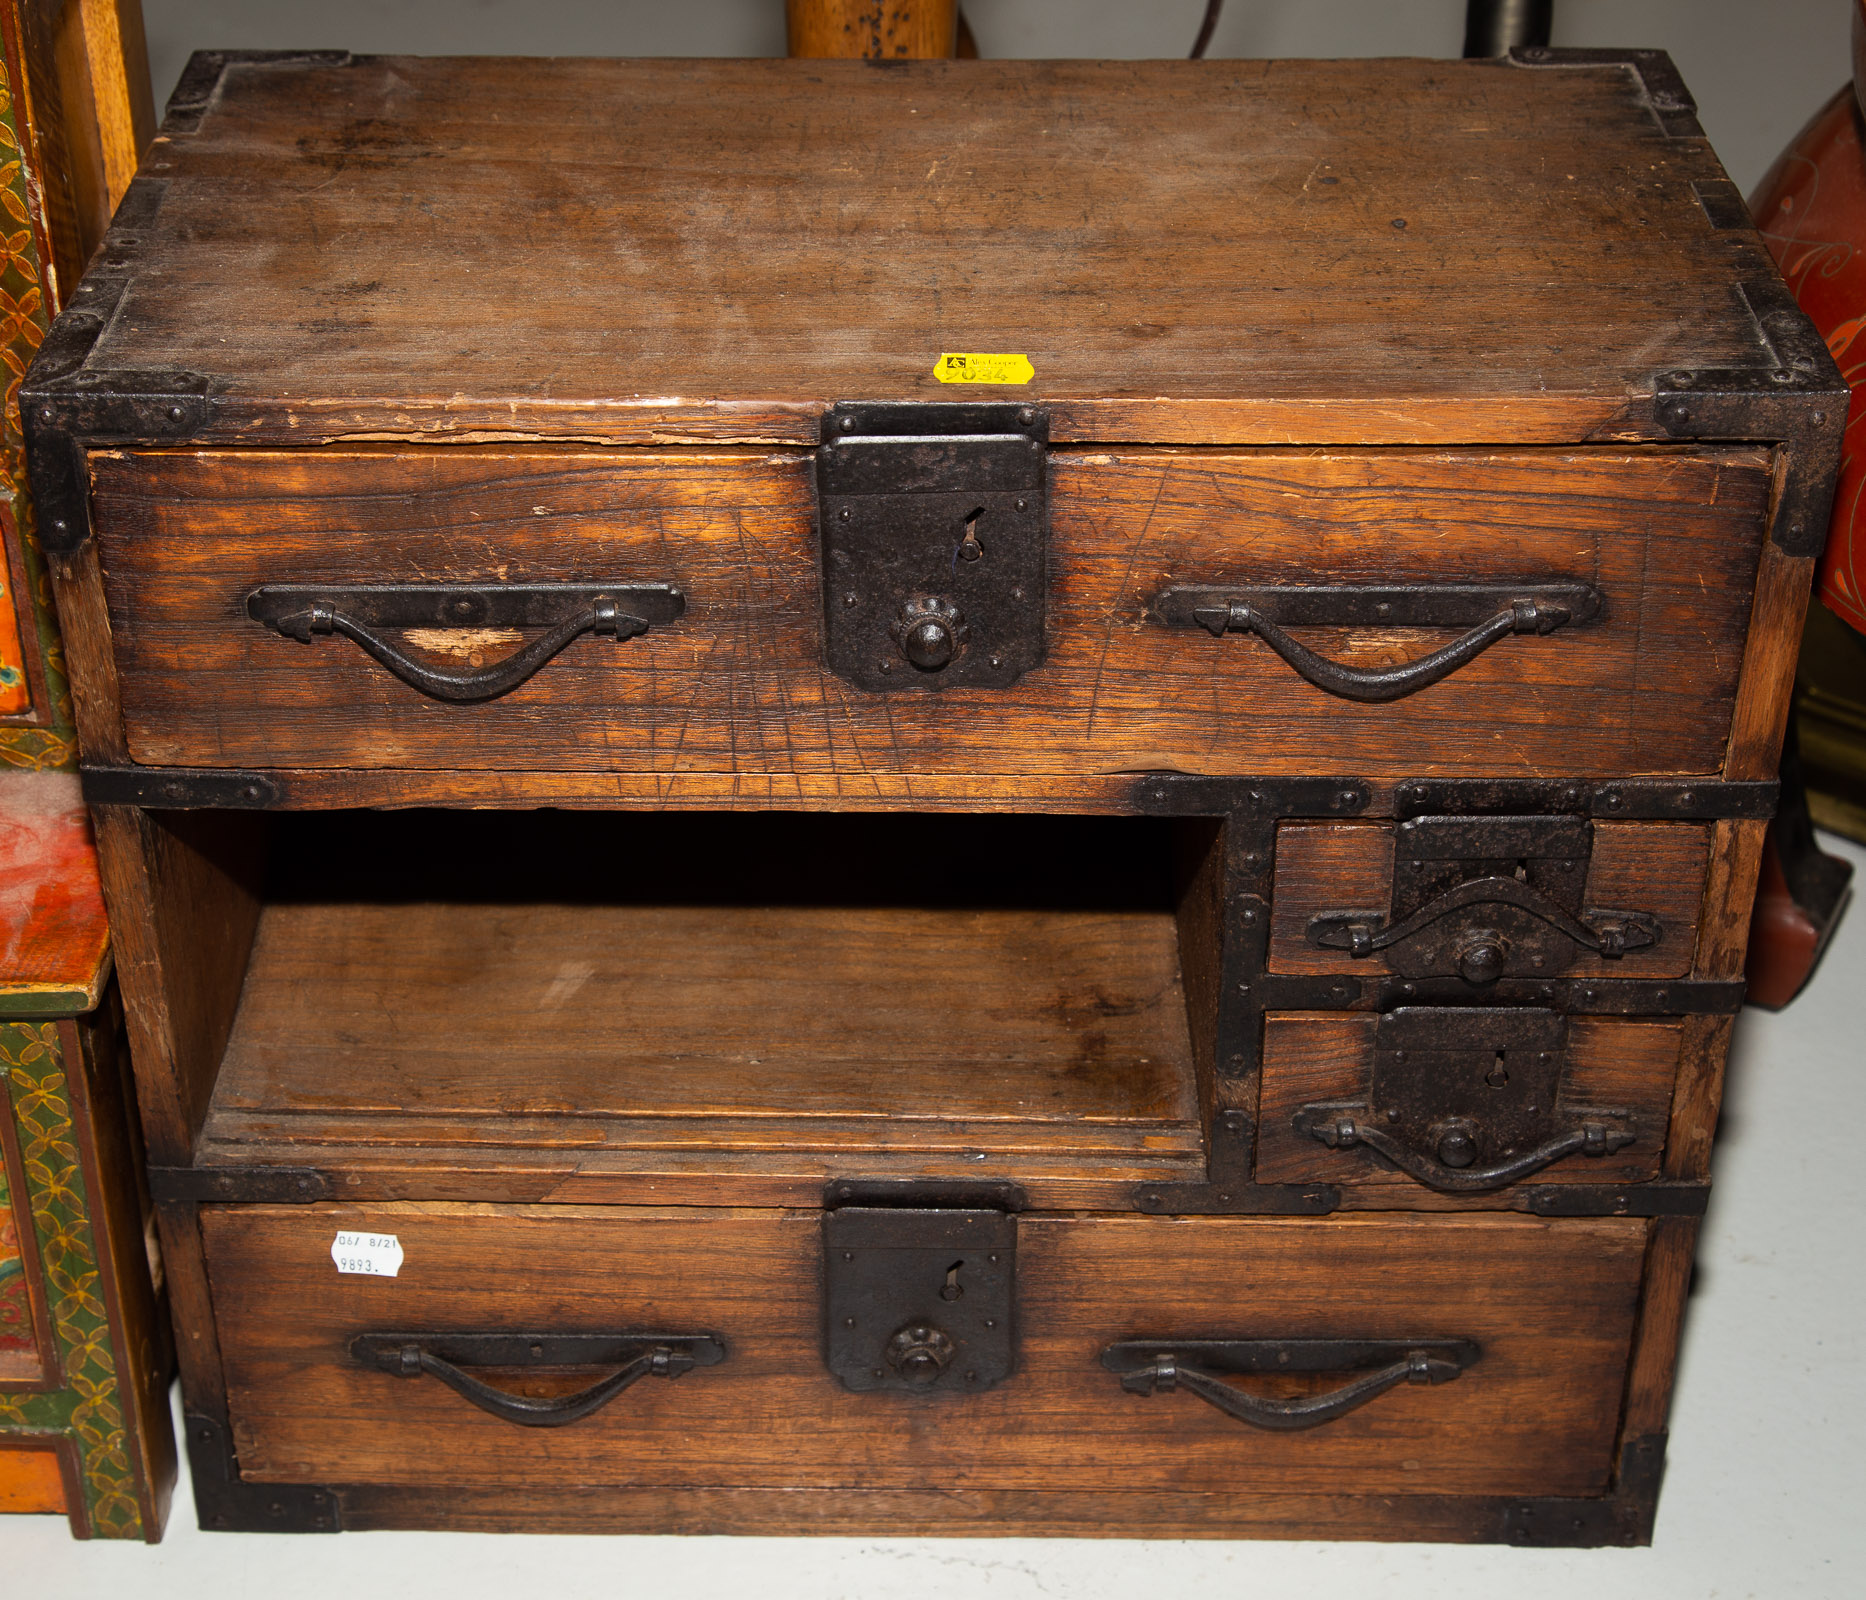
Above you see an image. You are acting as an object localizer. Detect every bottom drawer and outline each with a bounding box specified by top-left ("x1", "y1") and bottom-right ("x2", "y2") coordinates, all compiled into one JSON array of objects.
[{"x1": 203, "y1": 1205, "x2": 1644, "y2": 1502}]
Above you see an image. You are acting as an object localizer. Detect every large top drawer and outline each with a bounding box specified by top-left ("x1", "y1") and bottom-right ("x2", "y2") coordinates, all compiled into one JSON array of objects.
[{"x1": 90, "y1": 444, "x2": 1767, "y2": 779}]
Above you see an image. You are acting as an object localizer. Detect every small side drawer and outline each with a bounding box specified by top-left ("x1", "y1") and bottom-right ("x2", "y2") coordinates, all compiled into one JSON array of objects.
[
  {"x1": 1256, "y1": 1012, "x2": 1681, "y2": 1191},
  {"x1": 1269, "y1": 821, "x2": 1709, "y2": 982},
  {"x1": 204, "y1": 1204, "x2": 1644, "y2": 1502}
]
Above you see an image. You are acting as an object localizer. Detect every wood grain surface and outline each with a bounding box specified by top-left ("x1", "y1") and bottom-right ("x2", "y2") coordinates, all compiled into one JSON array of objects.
[
  {"x1": 203, "y1": 1204, "x2": 1645, "y2": 1500},
  {"x1": 103, "y1": 57, "x2": 1768, "y2": 444},
  {"x1": 1267, "y1": 821, "x2": 1711, "y2": 979},
  {"x1": 89, "y1": 445, "x2": 1769, "y2": 779},
  {"x1": 1254, "y1": 1013, "x2": 1682, "y2": 1188},
  {"x1": 201, "y1": 809, "x2": 1200, "y2": 1179}
]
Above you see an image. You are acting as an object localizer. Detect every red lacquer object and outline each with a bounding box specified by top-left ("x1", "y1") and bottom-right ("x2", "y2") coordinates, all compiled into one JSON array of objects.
[{"x1": 1750, "y1": 3, "x2": 1866, "y2": 631}]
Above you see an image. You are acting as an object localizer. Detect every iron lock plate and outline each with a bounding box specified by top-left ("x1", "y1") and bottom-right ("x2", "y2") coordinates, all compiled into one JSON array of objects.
[
  {"x1": 823, "y1": 1206, "x2": 1016, "y2": 1393},
  {"x1": 1292, "y1": 1006, "x2": 1635, "y2": 1192},
  {"x1": 818, "y1": 401, "x2": 1047, "y2": 689}
]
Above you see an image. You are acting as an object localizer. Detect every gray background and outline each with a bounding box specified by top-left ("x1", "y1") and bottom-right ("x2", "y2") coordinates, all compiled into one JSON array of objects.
[{"x1": 15, "y1": 3, "x2": 1866, "y2": 1596}]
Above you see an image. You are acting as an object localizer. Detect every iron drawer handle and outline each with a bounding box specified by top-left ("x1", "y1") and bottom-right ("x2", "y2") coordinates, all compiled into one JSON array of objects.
[
  {"x1": 247, "y1": 582, "x2": 685, "y2": 703},
  {"x1": 1308, "y1": 877, "x2": 1663, "y2": 964},
  {"x1": 1290, "y1": 1106, "x2": 1636, "y2": 1193},
  {"x1": 1102, "y1": 1338, "x2": 1479, "y2": 1432},
  {"x1": 1151, "y1": 582, "x2": 1601, "y2": 703},
  {"x1": 349, "y1": 1332, "x2": 726, "y2": 1428}
]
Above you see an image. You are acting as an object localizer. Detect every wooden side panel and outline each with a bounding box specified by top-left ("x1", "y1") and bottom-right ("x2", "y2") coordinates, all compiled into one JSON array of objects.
[
  {"x1": 90, "y1": 446, "x2": 1770, "y2": 779},
  {"x1": 1254, "y1": 1013, "x2": 1680, "y2": 1188},
  {"x1": 1268, "y1": 821, "x2": 1710, "y2": 978},
  {"x1": 787, "y1": 0, "x2": 956, "y2": 57},
  {"x1": 204, "y1": 1206, "x2": 1645, "y2": 1500},
  {"x1": 90, "y1": 806, "x2": 264, "y2": 1163}
]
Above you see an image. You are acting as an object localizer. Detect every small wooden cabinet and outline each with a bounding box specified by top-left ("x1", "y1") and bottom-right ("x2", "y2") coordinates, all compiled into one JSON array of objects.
[{"x1": 23, "y1": 49, "x2": 1840, "y2": 1542}]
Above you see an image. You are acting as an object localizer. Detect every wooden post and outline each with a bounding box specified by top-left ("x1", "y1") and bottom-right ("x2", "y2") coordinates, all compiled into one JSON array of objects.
[{"x1": 786, "y1": 0, "x2": 958, "y2": 60}]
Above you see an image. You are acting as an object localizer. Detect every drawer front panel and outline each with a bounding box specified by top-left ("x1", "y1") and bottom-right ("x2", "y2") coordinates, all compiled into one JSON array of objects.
[
  {"x1": 204, "y1": 1205, "x2": 1643, "y2": 1499},
  {"x1": 1269, "y1": 821, "x2": 1710, "y2": 981},
  {"x1": 1256, "y1": 1013, "x2": 1680, "y2": 1189},
  {"x1": 93, "y1": 446, "x2": 1767, "y2": 778}
]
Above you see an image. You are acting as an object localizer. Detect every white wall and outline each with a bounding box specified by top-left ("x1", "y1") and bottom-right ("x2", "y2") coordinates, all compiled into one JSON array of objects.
[{"x1": 139, "y1": 0, "x2": 1852, "y2": 195}]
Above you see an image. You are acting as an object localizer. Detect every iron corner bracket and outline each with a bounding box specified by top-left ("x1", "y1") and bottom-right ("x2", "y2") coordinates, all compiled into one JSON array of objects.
[
  {"x1": 1501, "y1": 1432, "x2": 1666, "y2": 1547},
  {"x1": 163, "y1": 50, "x2": 356, "y2": 133},
  {"x1": 81, "y1": 765, "x2": 282, "y2": 809},
  {"x1": 1507, "y1": 47, "x2": 1701, "y2": 138},
  {"x1": 186, "y1": 1411, "x2": 342, "y2": 1534},
  {"x1": 1644, "y1": 281, "x2": 1847, "y2": 560}
]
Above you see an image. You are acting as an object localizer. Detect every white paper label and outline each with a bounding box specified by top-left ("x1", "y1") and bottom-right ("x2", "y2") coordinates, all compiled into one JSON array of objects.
[{"x1": 331, "y1": 1230, "x2": 404, "y2": 1277}]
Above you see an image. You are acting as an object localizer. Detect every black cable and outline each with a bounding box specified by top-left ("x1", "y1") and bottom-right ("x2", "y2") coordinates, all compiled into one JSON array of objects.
[{"x1": 1191, "y1": 0, "x2": 1223, "y2": 59}]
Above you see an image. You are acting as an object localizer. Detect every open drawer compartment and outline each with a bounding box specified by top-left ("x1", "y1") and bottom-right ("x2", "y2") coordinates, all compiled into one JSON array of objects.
[{"x1": 159, "y1": 810, "x2": 1210, "y2": 1198}]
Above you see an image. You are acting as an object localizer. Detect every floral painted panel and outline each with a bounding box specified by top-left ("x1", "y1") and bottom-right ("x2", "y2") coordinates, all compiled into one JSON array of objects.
[{"x1": 0, "y1": 1021, "x2": 143, "y2": 1537}]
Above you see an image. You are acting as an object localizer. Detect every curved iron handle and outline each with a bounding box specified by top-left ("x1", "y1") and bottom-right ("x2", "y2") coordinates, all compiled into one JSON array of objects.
[
  {"x1": 1292, "y1": 1106, "x2": 1635, "y2": 1193},
  {"x1": 1308, "y1": 876, "x2": 1662, "y2": 960},
  {"x1": 1103, "y1": 1338, "x2": 1478, "y2": 1432},
  {"x1": 1193, "y1": 595, "x2": 1573, "y2": 702},
  {"x1": 248, "y1": 582, "x2": 685, "y2": 703},
  {"x1": 350, "y1": 1332, "x2": 726, "y2": 1428}
]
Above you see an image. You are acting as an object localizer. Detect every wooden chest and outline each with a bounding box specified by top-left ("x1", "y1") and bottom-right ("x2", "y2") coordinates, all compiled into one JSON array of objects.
[{"x1": 23, "y1": 49, "x2": 1841, "y2": 1542}]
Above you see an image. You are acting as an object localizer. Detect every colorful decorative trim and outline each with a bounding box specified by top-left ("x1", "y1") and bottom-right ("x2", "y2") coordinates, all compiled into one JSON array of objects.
[
  {"x1": 0, "y1": 1153, "x2": 30, "y2": 1353},
  {"x1": 0, "y1": 1023, "x2": 140, "y2": 1537},
  {"x1": 0, "y1": 48, "x2": 73, "y2": 767}
]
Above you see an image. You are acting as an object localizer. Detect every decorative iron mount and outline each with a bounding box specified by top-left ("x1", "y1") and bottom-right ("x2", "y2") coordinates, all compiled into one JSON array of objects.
[
  {"x1": 1293, "y1": 1007, "x2": 1634, "y2": 1192},
  {"x1": 1306, "y1": 815, "x2": 1663, "y2": 984},
  {"x1": 1103, "y1": 1337, "x2": 1480, "y2": 1431},
  {"x1": 1151, "y1": 582, "x2": 1601, "y2": 702},
  {"x1": 817, "y1": 401, "x2": 1048, "y2": 690}
]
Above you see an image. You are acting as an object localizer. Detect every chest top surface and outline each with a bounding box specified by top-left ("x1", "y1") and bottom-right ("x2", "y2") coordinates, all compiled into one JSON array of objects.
[{"x1": 68, "y1": 52, "x2": 1787, "y2": 445}]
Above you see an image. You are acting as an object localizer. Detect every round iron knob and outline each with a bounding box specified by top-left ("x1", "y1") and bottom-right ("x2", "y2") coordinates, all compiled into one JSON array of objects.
[
  {"x1": 1436, "y1": 1125, "x2": 1479, "y2": 1169},
  {"x1": 903, "y1": 618, "x2": 956, "y2": 669},
  {"x1": 885, "y1": 1323, "x2": 956, "y2": 1385},
  {"x1": 1456, "y1": 931, "x2": 1508, "y2": 985},
  {"x1": 893, "y1": 597, "x2": 969, "y2": 671}
]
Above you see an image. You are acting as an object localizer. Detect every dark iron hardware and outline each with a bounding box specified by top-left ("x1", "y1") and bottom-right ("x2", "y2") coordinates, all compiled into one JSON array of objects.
[
  {"x1": 1293, "y1": 1007, "x2": 1634, "y2": 1193},
  {"x1": 1502, "y1": 1431, "x2": 1667, "y2": 1548},
  {"x1": 147, "y1": 1165, "x2": 329, "y2": 1204},
  {"x1": 1393, "y1": 777, "x2": 1778, "y2": 822},
  {"x1": 247, "y1": 583, "x2": 684, "y2": 703},
  {"x1": 82, "y1": 765, "x2": 281, "y2": 809},
  {"x1": 350, "y1": 1332, "x2": 725, "y2": 1428},
  {"x1": 824, "y1": 1205, "x2": 1016, "y2": 1393},
  {"x1": 185, "y1": 1410, "x2": 339, "y2": 1534},
  {"x1": 1151, "y1": 583, "x2": 1600, "y2": 702},
  {"x1": 1102, "y1": 1338, "x2": 1479, "y2": 1431},
  {"x1": 1308, "y1": 815, "x2": 1661, "y2": 984},
  {"x1": 818, "y1": 401, "x2": 1047, "y2": 690}
]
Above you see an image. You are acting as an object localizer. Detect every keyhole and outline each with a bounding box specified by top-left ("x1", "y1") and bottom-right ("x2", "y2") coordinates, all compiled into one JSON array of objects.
[
  {"x1": 1486, "y1": 1052, "x2": 1509, "y2": 1089},
  {"x1": 958, "y1": 508, "x2": 985, "y2": 562},
  {"x1": 940, "y1": 1261, "x2": 965, "y2": 1301}
]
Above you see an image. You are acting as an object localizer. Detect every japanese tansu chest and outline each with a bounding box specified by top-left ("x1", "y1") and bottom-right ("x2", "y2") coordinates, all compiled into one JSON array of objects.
[{"x1": 24, "y1": 48, "x2": 1841, "y2": 1542}]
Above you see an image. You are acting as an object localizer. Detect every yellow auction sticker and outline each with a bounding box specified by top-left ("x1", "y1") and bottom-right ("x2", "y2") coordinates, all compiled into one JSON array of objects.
[{"x1": 934, "y1": 352, "x2": 1035, "y2": 385}]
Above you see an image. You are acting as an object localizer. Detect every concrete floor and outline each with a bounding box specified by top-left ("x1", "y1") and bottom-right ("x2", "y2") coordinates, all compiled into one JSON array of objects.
[{"x1": 9, "y1": 830, "x2": 1862, "y2": 1596}]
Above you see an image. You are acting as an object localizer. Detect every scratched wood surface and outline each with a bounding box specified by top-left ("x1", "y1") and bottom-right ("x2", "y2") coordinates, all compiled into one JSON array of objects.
[
  {"x1": 1267, "y1": 821, "x2": 1711, "y2": 979},
  {"x1": 88, "y1": 445, "x2": 1769, "y2": 779},
  {"x1": 98, "y1": 56, "x2": 1767, "y2": 445},
  {"x1": 1254, "y1": 1013, "x2": 1683, "y2": 1188},
  {"x1": 205, "y1": 1204, "x2": 1644, "y2": 1499}
]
